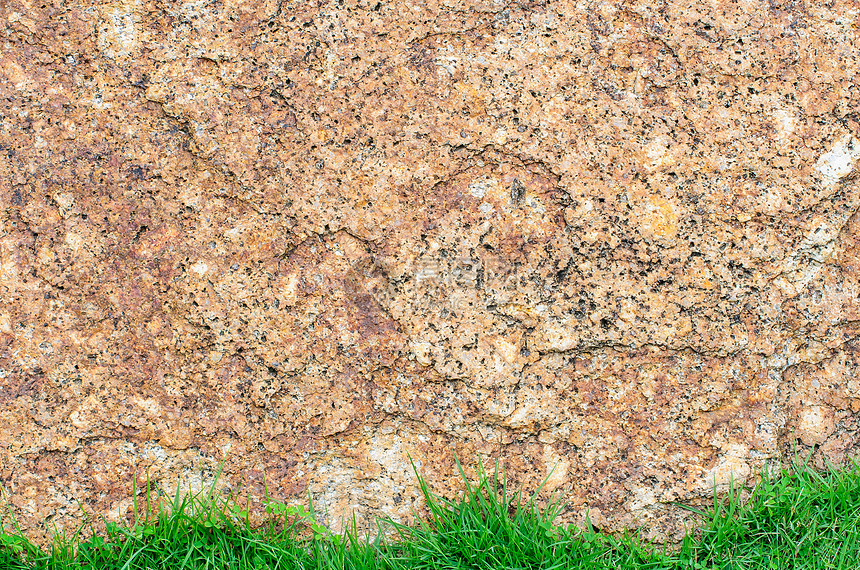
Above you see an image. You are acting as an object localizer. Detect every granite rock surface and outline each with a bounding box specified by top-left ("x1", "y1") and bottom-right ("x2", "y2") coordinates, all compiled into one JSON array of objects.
[{"x1": 1, "y1": 0, "x2": 860, "y2": 543}]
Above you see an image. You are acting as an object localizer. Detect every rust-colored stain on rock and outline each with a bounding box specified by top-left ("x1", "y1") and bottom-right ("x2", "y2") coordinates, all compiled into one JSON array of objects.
[{"x1": 1, "y1": 0, "x2": 859, "y2": 543}]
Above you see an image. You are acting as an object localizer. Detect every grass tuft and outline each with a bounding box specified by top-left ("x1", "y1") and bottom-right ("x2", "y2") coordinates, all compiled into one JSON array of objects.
[{"x1": 1, "y1": 458, "x2": 859, "y2": 569}]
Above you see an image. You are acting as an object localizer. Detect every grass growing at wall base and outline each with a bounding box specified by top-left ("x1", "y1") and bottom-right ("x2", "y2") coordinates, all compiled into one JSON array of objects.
[{"x1": 1, "y1": 459, "x2": 860, "y2": 569}]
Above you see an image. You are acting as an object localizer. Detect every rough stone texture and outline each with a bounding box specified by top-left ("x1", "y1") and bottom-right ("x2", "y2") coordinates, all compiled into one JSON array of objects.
[{"x1": 1, "y1": 0, "x2": 860, "y2": 544}]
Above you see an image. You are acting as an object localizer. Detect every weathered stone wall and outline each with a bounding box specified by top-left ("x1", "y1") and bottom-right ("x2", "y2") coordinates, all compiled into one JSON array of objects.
[{"x1": 1, "y1": 0, "x2": 859, "y2": 543}]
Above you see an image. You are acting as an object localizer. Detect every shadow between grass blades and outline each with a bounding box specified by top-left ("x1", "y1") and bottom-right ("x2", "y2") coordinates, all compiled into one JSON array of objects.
[{"x1": 0, "y1": 456, "x2": 859, "y2": 569}]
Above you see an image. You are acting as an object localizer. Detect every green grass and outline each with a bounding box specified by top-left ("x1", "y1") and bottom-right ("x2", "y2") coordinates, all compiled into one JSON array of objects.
[{"x1": 1, "y1": 459, "x2": 860, "y2": 569}]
